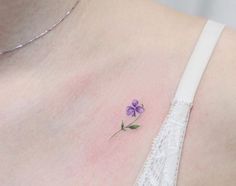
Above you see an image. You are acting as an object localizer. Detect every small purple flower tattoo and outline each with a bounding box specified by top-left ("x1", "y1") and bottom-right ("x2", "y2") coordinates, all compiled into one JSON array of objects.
[
  {"x1": 109, "y1": 99, "x2": 145, "y2": 139},
  {"x1": 126, "y1": 99, "x2": 145, "y2": 117}
]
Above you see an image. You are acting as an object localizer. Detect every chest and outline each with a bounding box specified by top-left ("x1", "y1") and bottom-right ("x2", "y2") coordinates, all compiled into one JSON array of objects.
[{"x1": 0, "y1": 55, "x2": 234, "y2": 186}]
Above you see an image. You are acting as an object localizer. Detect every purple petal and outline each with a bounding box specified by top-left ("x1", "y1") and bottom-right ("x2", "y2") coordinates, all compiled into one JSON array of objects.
[
  {"x1": 136, "y1": 106, "x2": 144, "y2": 114},
  {"x1": 126, "y1": 106, "x2": 135, "y2": 116},
  {"x1": 132, "y1": 99, "x2": 139, "y2": 107}
]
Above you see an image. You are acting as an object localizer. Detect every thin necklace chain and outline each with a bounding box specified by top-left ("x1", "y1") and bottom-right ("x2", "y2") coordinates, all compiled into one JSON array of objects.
[{"x1": 0, "y1": 0, "x2": 81, "y2": 55}]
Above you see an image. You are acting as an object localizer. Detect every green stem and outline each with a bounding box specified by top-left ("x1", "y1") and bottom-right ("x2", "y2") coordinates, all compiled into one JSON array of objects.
[
  {"x1": 109, "y1": 113, "x2": 143, "y2": 140},
  {"x1": 109, "y1": 129, "x2": 123, "y2": 140}
]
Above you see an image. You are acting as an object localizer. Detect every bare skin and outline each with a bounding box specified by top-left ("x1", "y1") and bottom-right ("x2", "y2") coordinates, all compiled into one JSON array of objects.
[{"x1": 0, "y1": 0, "x2": 235, "y2": 185}]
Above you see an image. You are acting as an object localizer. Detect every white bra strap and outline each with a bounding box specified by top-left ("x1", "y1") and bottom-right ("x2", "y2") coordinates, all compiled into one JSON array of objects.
[{"x1": 173, "y1": 20, "x2": 225, "y2": 103}]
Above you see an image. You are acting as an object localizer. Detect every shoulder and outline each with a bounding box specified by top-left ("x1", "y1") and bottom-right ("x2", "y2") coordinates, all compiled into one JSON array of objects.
[
  {"x1": 176, "y1": 19, "x2": 236, "y2": 185},
  {"x1": 189, "y1": 22, "x2": 236, "y2": 184},
  {"x1": 209, "y1": 25, "x2": 236, "y2": 116}
]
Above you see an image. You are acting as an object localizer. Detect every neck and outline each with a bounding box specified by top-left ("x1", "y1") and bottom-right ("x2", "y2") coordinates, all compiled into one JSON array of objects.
[
  {"x1": 0, "y1": 0, "x2": 203, "y2": 65},
  {"x1": 0, "y1": 0, "x2": 170, "y2": 54},
  {"x1": 0, "y1": 0, "x2": 79, "y2": 51}
]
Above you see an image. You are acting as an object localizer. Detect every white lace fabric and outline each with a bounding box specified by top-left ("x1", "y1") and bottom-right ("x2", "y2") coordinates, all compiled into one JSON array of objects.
[{"x1": 134, "y1": 101, "x2": 193, "y2": 186}]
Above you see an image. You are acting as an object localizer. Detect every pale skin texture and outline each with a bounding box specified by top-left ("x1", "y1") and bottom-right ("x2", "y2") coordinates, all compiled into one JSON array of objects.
[{"x1": 0, "y1": 0, "x2": 236, "y2": 185}]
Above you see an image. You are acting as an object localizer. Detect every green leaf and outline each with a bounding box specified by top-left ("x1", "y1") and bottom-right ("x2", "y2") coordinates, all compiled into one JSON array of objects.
[{"x1": 128, "y1": 125, "x2": 140, "y2": 129}]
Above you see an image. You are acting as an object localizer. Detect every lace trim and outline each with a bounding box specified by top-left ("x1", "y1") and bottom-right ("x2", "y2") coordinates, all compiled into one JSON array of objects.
[{"x1": 134, "y1": 101, "x2": 193, "y2": 186}]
